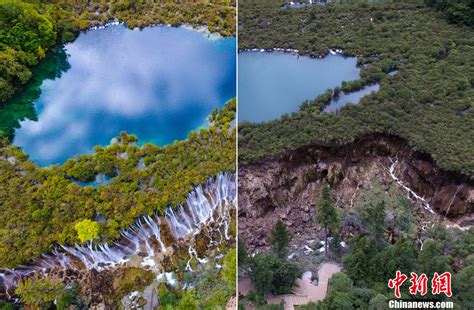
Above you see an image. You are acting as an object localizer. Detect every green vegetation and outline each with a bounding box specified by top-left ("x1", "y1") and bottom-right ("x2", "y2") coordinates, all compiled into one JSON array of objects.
[
  {"x1": 315, "y1": 185, "x2": 339, "y2": 256},
  {"x1": 238, "y1": 238, "x2": 249, "y2": 267},
  {"x1": 0, "y1": 0, "x2": 235, "y2": 104},
  {"x1": 424, "y1": 0, "x2": 474, "y2": 27},
  {"x1": 0, "y1": 47, "x2": 69, "y2": 139},
  {"x1": 336, "y1": 201, "x2": 473, "y2": 309},
  {"x1": 112, "y1": 268, "x2": 155, "y2": 300},
  {"x1": 270, "y1": 220, "x2": 291, "y2": 259},
  {"x1": 250, "y1": 253, "x2": 300, "y2": 296},
  {"x1": 247, "y1": 177, "x2": 473, "y2": 309},
  {"x1": 294, "y1": 226, "x2": 473, "y2": 309},
  {"x1": 0, "y1": 0, "x2": 57, "y2": 102},
  {"x1": 321, "y1": 179, "x2": 473, "y2": 308},
  {"x1": 167, "y1": 255, "x2": 237, "y2": 309},
  {"x1": 0, "y1": 100, "x2": 235, "y2": 267},
  {"x1": 223, "y1": 248, "x2": 237, "y2": 287},
  {"x1": 74, "y1": 219, "x2": 100, "y2": 242},
  {"x1": 238, "y1": 0, "x2": 474, "y2": 176},
  {"x1": 241, "y1": 221, "x2": 300, "y2": 302},
  {"x1": 176, "y1": 290, "x2": 198, "y2": 310},
  {"x1": 364, "y1": 200, "x2": 387, "y2": 250},
  {"x1": 52, "y1": 0, "x2": 236, "y2": 35},
  {"x1": 15, "y1": 277, "x2": 64, "y2": 308}
]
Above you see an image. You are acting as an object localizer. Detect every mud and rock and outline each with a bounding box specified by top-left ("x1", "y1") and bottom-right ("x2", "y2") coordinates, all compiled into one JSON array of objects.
[{"x1": 238, "y1": 134, "x2": 473, "y2": 252}]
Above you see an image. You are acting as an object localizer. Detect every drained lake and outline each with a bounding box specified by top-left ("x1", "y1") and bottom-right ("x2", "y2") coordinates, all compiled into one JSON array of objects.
[
  {"x1": 238, "y1": 51, "x2": 364, "y2": 123},
  {"x1": 1, "y1": 25, "x2": 236, "y2": 166}
]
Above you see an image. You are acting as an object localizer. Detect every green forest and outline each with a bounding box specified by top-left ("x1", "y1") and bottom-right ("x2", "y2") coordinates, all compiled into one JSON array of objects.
[
  {"x1": 0, "y1": 99, "x2": 235, "y2": 268},
  {"x1": 302, "y1": 192, "x2": 474, "y2": 309},
  {"x1": 424, "y1": 0, "x2": 474, "y2": 27},
  {"x1": 0, "y1": 0, "x2": 235, "y2": 103},
  {"x1": 238, "y1": 184, "x2": 474, "y2": 309},
  {"x1": 238, "y1": 0, "x2": 474, "y2": 176}
]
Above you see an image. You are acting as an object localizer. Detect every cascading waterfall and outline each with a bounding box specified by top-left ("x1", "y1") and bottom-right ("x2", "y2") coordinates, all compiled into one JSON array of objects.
[
  {"x1": 388, "y1": 158, "x2": 435, "y2": 214},
  {"x1": 388, "y1": 159, "x2": 449, "y2": 250},
  {"x1": 0, "y1": 172, "x2": 236, "y2": 299}
]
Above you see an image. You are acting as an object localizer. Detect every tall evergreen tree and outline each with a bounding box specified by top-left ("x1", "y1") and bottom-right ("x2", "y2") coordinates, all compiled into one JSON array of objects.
[
  {"x1": 365, "y1": 200, "x2": 387, "y2": 250},
  {"x1": 418, "y1": 239, "x2": 450, "y2": 276},
  {"x1": 238, "y1": 239, "x2": 249, "y2": 267},
  {"x1": 270, "y1": 220, "x2": 291, "y2": 259},
  {"x1": 315, "y1": 184, "x2": 339, "y2": 256}
]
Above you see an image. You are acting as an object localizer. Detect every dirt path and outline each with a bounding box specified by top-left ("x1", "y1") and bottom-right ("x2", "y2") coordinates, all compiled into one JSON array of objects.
[{"x1": 266, "y1": 262, "x2": 342, "y2": 310}]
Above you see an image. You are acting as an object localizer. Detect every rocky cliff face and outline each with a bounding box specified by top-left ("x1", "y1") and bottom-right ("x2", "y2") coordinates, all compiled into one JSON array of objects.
[{"x1": 238, "y1": 134, "x2": 473, "y2": 252}]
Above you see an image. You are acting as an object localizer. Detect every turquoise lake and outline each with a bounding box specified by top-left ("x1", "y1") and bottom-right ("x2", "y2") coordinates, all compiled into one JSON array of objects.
[
  {"x1": 4, "y1": 25, "x2": 236, "y2": 166},
  {"x1": 238, "y1": 52, "x2": 362, "y2": 123}
]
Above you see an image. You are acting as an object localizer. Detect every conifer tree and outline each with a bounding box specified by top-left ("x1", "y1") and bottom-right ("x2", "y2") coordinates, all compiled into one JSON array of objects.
[
  {"x1": 316, "y1": 184, "x2": 339, "y2": 256},
  {"x1": 365, "y1": 200, "x2": 387, "y2": 250},
  {"x1": 270, "y1": 220, "x2": 291, "y2": 259}
]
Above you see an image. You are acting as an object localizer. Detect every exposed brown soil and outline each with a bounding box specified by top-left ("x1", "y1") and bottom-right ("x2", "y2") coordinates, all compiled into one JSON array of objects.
[{"x1": 238, "y1": 134, "x2": 473, "y2": 252}]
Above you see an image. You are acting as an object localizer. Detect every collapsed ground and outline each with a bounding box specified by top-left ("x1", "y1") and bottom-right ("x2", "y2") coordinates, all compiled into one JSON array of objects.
[{"x1": 238, "y1": 0, "x2": 474, "y2": 176}]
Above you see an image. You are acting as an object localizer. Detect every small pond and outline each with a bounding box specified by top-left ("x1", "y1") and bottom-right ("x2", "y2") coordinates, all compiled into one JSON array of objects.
[
  {"x1": 238, "y1": 51, "x2": 370, "y2": 123},
  {"x1": 2, "y1": 25, "x2": 236, "y2": 166},
  {"x1": 323, "y1": 84, "x2": 380, "y2": 113}
]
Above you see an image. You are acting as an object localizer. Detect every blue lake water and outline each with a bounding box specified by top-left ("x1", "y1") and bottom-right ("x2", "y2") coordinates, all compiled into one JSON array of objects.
[
  {"x1": 11, "y1": 25, "x2": 236, "y2": 166},
  {"x1": 238, "y1": 52, "x2": 360, "y2": 122},
  {"x1": 324, "y1": 84, "x2": 380, "y2": 113},
  {"x1": 72, "y1": 173, "x2": 112, "y2": 188}
]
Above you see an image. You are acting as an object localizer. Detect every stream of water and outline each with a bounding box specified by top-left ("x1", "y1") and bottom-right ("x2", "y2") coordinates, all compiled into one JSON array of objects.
[{"x1": 0, "y1": 172, "x2": 236, "y2": 299}]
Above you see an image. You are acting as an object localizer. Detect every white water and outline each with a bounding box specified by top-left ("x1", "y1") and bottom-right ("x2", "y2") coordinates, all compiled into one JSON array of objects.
[
  {"x1": 0, "y1": 172, "x2": 236, "y2": 298},
  {"x1": 388, "y1": 158, "x2": 435, "y2": 214}
]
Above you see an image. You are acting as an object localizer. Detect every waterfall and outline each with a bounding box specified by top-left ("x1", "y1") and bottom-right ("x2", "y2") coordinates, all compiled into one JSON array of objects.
[
  {"x1": 388, "y1": 158, "x2": 435, "y2": 214},
  {"x1": 0, "y1": 172, "x2": 236, "y2": 298}
]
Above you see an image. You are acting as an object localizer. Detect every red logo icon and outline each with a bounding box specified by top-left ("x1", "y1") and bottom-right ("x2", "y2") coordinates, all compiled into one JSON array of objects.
[{"x1": 388, "y1": 271, "x2": 452, "y2": 298}]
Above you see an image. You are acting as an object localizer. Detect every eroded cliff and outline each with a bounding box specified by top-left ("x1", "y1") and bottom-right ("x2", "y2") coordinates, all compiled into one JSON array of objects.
[{"x1": 238, "y1": 134, "x2": 473, "y2": 252}]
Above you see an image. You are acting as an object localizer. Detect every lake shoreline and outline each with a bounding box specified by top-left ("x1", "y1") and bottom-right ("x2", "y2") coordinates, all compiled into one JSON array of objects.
[
  {"x1": 7, "y1": 25, "x2": 235, "y2": 166},
  {"x1": 238, "y1": 47, "x2": 367, "y2": 59},
  {"x1": 238, "y1": 50, "x2": 381, "y2": 123}
]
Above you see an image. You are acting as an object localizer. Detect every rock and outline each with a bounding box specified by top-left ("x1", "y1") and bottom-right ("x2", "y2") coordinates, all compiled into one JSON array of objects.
[
  {"x1": 239, "y1": 134, "x2": 473, "y2": 252},
  {"x1": 259, "y1": 20, "x2": 269, "y2": 28}
]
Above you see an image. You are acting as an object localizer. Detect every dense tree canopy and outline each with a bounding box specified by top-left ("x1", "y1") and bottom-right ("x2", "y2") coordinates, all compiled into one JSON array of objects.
[
  {"x1": 0, "y1": 100, "x2": 236, "y2": 267},
  {"x1": 0, "y1": 0, "x2": 235, "y2": 104},
  {"x1": 250, "y1": 253, "x2": 300, "y2": 295},
  {"x1": 424, "y1": 0, "x2": 474, "y2": 27},
  {"x1": 0, "y1": 0, "x2": 56, "y2": 101}
]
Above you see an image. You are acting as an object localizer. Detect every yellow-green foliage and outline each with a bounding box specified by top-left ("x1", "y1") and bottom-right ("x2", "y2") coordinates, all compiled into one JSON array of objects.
[
  {"x1": 176, "y1": 289, "x2": 198, "y2": 310},
  {"x1": 0, "y1": 101, "x2": 235, "y2": 267},
  {"x1": 222, "y1": 248, "x2": 237, "y2": 288},
  {"x1": 15, "y1": 278, "x2": 64, "y2": 307},
  {"x1": 112, "y1": 268, "x2": 154, "y2": 299},
  {"x1": 74, "y1": 219, "x2": 100, "y2": 242}
]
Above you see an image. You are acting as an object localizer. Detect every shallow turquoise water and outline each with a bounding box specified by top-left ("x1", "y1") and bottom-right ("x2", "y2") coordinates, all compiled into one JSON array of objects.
[{"x1": 8, "y1": 25, "x2": 236, "y2": 166}]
